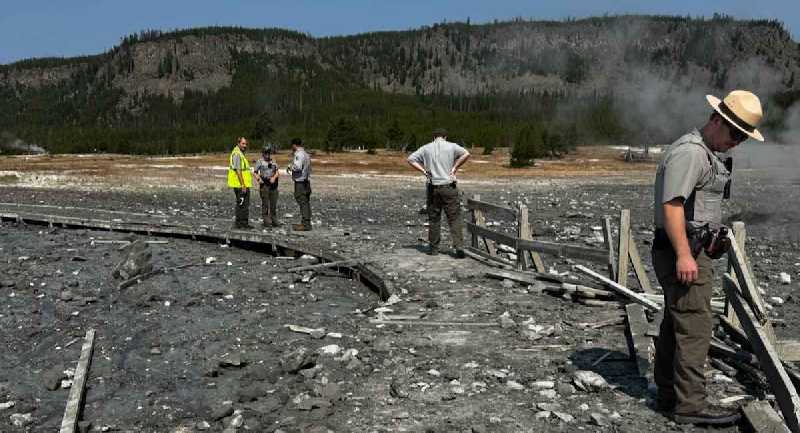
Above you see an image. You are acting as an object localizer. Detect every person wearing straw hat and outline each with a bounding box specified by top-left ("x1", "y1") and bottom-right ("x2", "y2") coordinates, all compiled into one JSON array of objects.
[
  {"x1": 407, "y1": 127, "x2": 471, "y2": 258},
  {"x1": 651, "y1": 90, "x2": 764, "y2": 425}
]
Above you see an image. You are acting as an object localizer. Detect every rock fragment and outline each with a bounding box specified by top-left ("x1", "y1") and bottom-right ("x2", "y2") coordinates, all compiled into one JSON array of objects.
[
  {"x1": 10, "y1": 412, "x2": 33, "y2": 427},
  {"x1": 280, "y1": 347, "x2": 317, "y2": 374},
  {"x1": 573, "y1": 370, "x2": 608, "y2": 392}
]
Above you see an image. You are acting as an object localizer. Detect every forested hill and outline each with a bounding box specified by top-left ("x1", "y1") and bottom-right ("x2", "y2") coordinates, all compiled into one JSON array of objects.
[{"x1": 1, "y1": 15, "x2": 799, "y2": 155}]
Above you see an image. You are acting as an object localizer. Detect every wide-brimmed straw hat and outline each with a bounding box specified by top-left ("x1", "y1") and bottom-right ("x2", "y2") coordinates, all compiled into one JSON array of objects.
[{"x1": 706, "y1": 90, "x2": 764, "y2": 142}]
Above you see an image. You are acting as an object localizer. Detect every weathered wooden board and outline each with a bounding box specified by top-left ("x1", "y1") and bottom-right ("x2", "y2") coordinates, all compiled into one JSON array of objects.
[
  {"x1": 625, "y1": 303, "x2": 653, "y2": 379},
  {"x1": 60, "y1": 329, "x2": 96, "y2": 433},
  {"x1": 617, "y1": 210, "x2": 631, "y2": 287},
  {"x1": 575, "y1": 265, "x2": 662, "y2": 311},
  {"x1": 724, "y1": 274, "x2": 800, "y2": 433}
]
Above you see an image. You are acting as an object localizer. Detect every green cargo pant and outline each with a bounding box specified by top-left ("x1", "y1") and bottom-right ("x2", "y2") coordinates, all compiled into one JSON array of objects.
[
  {"x1": 652, "y1": 247, "x2": 713, "y2": 414},
  {"x1": 428, "y1": 183, "x2": 464, "y2": 250},
  {"x1": 259, "y1": 185, "x2": 279, "y2": 225},
  {"x1": 293, "y1": 180, "x2": 312, "y2": 226}
]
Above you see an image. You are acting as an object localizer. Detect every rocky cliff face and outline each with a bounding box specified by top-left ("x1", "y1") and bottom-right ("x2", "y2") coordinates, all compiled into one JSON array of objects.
[{"x1": 2, "y1": 16, "x2": 797, "y2": 106}]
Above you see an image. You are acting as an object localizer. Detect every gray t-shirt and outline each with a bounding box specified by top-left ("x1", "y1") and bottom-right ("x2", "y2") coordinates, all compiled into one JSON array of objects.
[
  {"x1": 254, "y1": 158, "x2": 279, "y2": 189},
  {"x1": 407, "y1": 138, "x2": 468, "y2": 186},
  {"x1": 291, "y1": 148, "x2": 311, "y2": 182},
  {"x1": 653, "y1": 129, "x2": 715, "y2": 228},
  {"x1": 231, "y1": 152, "x2": 242, "y2": 170}
]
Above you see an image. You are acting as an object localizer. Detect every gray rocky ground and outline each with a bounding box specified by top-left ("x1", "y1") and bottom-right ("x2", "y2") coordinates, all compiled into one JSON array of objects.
[{"x1": 0, "y1": 165, "x2": 798, "y2": 432}]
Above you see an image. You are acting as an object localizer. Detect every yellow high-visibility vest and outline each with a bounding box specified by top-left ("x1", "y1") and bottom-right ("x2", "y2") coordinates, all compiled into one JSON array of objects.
[{"x1": 227, "y1": 146, "x2": 252, "y2": 188}]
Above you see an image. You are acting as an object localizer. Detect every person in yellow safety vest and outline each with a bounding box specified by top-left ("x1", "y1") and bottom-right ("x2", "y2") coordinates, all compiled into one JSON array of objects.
[{"x1": 228, "y1": 137, "x2": 253, "y2": 229}]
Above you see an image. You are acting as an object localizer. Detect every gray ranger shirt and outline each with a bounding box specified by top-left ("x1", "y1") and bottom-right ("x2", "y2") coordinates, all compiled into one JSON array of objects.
[
  {"x1": 291, "y1": 148, "x2": 311, "y2": 182},
  {"x1": 407, "y1": 138, "x2": 468, "y2": 186},
  {"x1": 254, "y1": 158, "x2": 279, "y2": 189},
  {"x1": 653, "y1": 128, "x2": 729, "y2": 228}
]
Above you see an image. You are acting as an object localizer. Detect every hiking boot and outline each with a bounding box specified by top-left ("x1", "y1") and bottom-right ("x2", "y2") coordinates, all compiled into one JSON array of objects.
[
  {"x1": 454, "y1": 249, "x2": 466, "y2": 259},
  {"x1": 292, "y1": 223, "x2": 311, "y2": 232},
  {"x1": 271, "y1": 221, "x2": 281, "y2": 227},
  {"x1": 673, "y1": 405, "x2": 741, "y2": 425},
  {"x1": 656, "y1": 398, "x2": 676, "y2": 413}
]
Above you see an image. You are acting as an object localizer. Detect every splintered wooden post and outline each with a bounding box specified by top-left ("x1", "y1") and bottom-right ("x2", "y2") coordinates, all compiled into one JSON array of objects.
[
  {"x1": 60, "y1": 328, "x2": 96, "y2": 433},
  {"x1": 725, "y1": 221, "x2": 746, "y2": 329},
  {"x1": 602, "y1": 216, "x2": 617, "y2": 281},
  {"x1": 516, "y1": 204, "x2": 534, "y2": 270},
  {"x1": 520, "y1": 203, "x2": 545, "y2": 273},
  {"x1": 625, "y1": 303, "x2": 653, "y2": 379},
  {"x1": 723, "y1": 275, "x2": 800, "y2": 433},
  {"x1": 617, "y1": 209, "x2": 631, "y2": 287},
  {"x1": 628, "y1": 230, "x2": 654, "y2": 294},
  {"x1": 470, "y1": 194, "x2": 479, "y2": 249},
  {"x1": 472, "y1": 195, "x2": 497, "y2": 256}
]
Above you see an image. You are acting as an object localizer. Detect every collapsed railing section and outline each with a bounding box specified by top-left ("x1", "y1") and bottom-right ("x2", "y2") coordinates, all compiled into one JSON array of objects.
[
  {"x1": 465, "y1": 196, "x2": 650, "y2": 285},
  {"x1": 465, "y1": 199, "x2": 800, "y2": 432},
  {"x1": 0, "y1": 211, "x2": 391, "y2": 301}
]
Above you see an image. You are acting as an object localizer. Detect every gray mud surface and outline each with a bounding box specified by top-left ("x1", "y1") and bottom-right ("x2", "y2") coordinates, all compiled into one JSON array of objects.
[{"x1": 0, "y1": 168, "x2": 798, "y2": 432}]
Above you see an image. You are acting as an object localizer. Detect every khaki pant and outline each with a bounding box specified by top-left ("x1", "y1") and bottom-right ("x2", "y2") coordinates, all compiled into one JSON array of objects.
[
  {"x1": 233, "y1": 188, "x2": 250, "y2": 227},
  {"x1": 294, "y1": 180, "x2": 312, "y2": 226},
  {"x1": 259, "y1": 186, "x2": 279, "y2": 225},
  {"x1": 428, "y1": 183, "x2": 463, "y2": 250},
  {"x1": 652, "y1": 247, "x2": 713, "y2": 414}
]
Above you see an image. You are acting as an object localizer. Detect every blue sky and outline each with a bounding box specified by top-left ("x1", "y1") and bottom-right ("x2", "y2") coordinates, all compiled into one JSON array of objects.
[{"x1": 1, "y1": 0, "x2": 797, "y2": 64}]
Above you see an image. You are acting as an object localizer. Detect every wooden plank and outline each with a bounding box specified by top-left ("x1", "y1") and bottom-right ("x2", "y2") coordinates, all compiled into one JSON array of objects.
[
  {"x1": 486, "y1": 269, "x2": 540, "y2": 285},
  {"x1": 617, "y1": 210, "x2": 631, "y2": 287},
  {"x1": 723, "y1": 274, "x2": 800, "y2": 433},
  {"x1": 726, "y1": 221, "x2": 746, "y2": 329},
  {"x1": 485, "y1": 269, "x2": 611, "y2": 297},
  {"x1": 465, "y1": 198, "x2": 517, "y2": 220},
  {"x1": 727, "y1": 228, "x2": 778, "y2": 346},
  {"x1": 515, "y1": 203, "x2": 545, "y2": 273},
  {"x1": 627, "y1": 231, "x2": 654, "y2": 294},
  {"x1": 728, "y1": 229, "x2": 768, "y2": 322},
  {"x1": 516, "y1": 204, "x2": 531, "y2": 270},
  {"x1": 719, "y1": 316, "x2": 794, "y2": 361},
  {"x1": 575, "y1": 265, "x2": 662, "y2": 311},
  {"x1": 465, "y1": 222, "x2": 517, "y2": 248},
  {"x1": 516, "y1": 238, "x2": 608, "y2": 264},
  {"x1": 779, "y1": 341, "x2": 800, "y2": 363},
  {"x1": 464, "y1": 247, "x2": 514, "y2": 269},
  {"x1": 470, "y1": 194, "x2": 480, "y2": 249},
  {"x1": 470, "y1": 196, "x2": 498, "y2": 256},
  {"x1": 646, "y1": 310, "x2": 663, "y2": 338},
  {"x1": 369, "y1": 319, "x2": 499, "y2": 327},
  {"x1": 288, "y1": 258, "x2": 373, "y2": 272},
  {"x1": 625, "y1": 303, "x2": 653, "y2": 379},
  {"x1": 602, "y1": 216, "x2": 617, "y2": 280},
  {"x1": 742, "y1": 400, "x2": 792, "y2": 433},
  {"x1": 60, "y1": 328, "x2": 96, "y2": 433}
]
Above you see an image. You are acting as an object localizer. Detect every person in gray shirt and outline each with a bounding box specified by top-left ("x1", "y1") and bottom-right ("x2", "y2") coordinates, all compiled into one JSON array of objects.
[
  {"x1": 408, "y1": 128, "x2": 470, "y2": 258},
  {"x1": 651, "y1": 90, "x2": 764, "y2": 426},
  {"x1": 254, "y1": 147, "x2": 280, "y2": 228},
  {"x1": 287, "y1": 138, "x2": 313, "y2": 231}
]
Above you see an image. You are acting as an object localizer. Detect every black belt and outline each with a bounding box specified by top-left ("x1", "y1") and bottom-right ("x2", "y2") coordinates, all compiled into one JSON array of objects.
[
  {"x1": 653, "y1": 228, "x2": 671, "y2": 250},
  {"x1": 432, "y1": 182, "x2": 456, "y2": 188}
]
